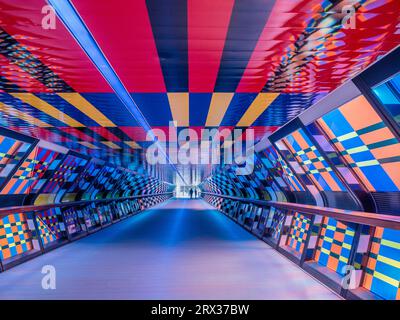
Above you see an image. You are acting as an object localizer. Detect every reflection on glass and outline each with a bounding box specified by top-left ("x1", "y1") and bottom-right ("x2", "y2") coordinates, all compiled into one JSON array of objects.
[{"x1": 373, "y1": 72, "x2": 400, "y2": 127}]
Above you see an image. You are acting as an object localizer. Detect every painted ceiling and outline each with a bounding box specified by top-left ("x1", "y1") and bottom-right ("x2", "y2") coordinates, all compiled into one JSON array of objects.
[{"x1": 0, "y1": 0, "x2": 399, "y2": 168}]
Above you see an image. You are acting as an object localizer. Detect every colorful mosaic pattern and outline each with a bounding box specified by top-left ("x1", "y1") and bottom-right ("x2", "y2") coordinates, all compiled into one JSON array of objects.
[
  {"x1": 317, "y1": 95, "x2": 400, "y2": 192},
  {"x1": 105, "y1": 168, "x2": 123, "y2": 191},
  {"x1": 0, "y1": 135, "x2": 30, "y2": 186},
  {"x1": 36, "y1": 216, "x2": 58, "y2": 245},
  {"x1": 270, "y1": 209, "x2": 286, "y2": 241},
  {"x1": 314, "y1": 217, "x2": 356, "y2": 275},
  {"x1": 41, "y1": 154, "x2": 88, "y2": 195},
  {"x1": 363, "y1": 227, "x2": 400, "y2": 300},
  {"x1": 275, "y1": 139, "x2": 322, "y2": 199},
  {"x1": 0, "y1": 0, "x2": 398, "y2": 169},
  {"x1": 307, "y1": 122, "x2": 365, "y2": 192},
  {"x1": 83, "y1": 165, "x2": 114, "y2": 200},
  {"x1": 0, "y1": 146, "x2": 59, "y2": 195},
  {"x1": 286, "y1": 212, "x2": 311, "y2": 253},
  {"x1": 227, "y1": 170, "x2": 250, "y2": 197},
  {"x1": 63, "y1": 160, "x2": 102, "y2": 201},
  {"x1": 63, "y1": 208, "x2": 82, "y2": 235},
  {"x1": 237, "y1": 174, "x2": 259, "y2": 199},
  {"x1": 262, "y1": 146, "x2": 305, "y2": 192},
  {"x1": 202, "y1": 169, "x2": 242, "y2": 197},
  {"x1": 37, "y1": 209, "x2": 63, "y2": 239},
  {"x1": 0, "y1": 213, "x2": 33, "y2": 260},
  {"x1": 283, "y1": 128, "x2": 347, "y2": 192}
]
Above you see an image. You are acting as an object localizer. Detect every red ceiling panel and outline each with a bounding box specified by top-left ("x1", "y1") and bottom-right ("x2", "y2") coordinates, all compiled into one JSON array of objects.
[
  {"x1": 188, "y1": 0, "x2": 234, "y2": 92},
  {"x1": 72, "y1": 0, "x2": 166, "y2": 92},
  {"x1": 0, "y1": 0, "x2": 112, "y2": 92}
]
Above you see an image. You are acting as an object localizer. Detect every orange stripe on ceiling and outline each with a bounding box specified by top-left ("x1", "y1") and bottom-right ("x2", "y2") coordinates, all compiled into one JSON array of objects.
[
  {"x1": 188, "y1": 0, "x2": 234, "y2": 92},
  {"x1": 101, "y1": 141, "x2": 121, "y2": 149},
  {"x1": 11, "y1": 93, "x2": 84, "y2": 127},
  {"x1": 124, "y1": 141, "x2": 142, "y2": 149},
  {"x1": 78, "y1": 141, "x2": 100, "y2": 149},
  {"x1": 167, "y1": 93, "x2": 189, "y2": 127},
  {"x1": 205, "y1": 93, "x2": 234, "y2": 126},
  {"x1": 0, "y1": 102, "x2": 53, "y2": 128},
  {"x1": 73, "y1": 0, "x2": 166, "y2": 92},
  {"x1": 236, "y1": 93, "x2": 279, "y2": 126},
  {"x1": 57, "y1": 93, "x2": 116, "y2": 127}
]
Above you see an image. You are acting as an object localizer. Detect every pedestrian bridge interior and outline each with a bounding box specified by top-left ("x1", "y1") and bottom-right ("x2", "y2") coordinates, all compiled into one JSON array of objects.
[{"x1": 0, "y1": 0, "x2": 399, "y2": 300}]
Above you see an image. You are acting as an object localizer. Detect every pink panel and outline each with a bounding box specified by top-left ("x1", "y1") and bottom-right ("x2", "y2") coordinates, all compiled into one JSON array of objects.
[
  {"x1": 73, "y1": 0, "x2": 166, "y2": 92},
  {"x1": 1, "y1": 0, "x2": 112, "y2": 92},
  {"x1": 236, "y1": 0, "x2": 313, "y2": 92},
  {"x1": 188, "y1": 0, "x2": 234, "y2": 92}
]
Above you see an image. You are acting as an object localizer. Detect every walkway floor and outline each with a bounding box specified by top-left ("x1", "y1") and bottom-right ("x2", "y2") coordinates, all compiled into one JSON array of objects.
[{"x1": 0, "y1": 199, "x2": 339, "y2": 299}]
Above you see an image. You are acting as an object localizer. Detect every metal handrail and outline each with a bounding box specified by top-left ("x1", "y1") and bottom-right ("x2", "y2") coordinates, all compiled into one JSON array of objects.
[
  {"x1": 0, "y1": 192, "x2": 173, "y2": 218},
  {"x1": 202, "y1": 192, "x2": 400, "y2": 230}
]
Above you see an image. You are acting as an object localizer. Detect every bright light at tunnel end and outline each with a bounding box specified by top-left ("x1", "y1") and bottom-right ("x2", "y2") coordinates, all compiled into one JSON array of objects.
[{"x1": 145, "y1": 122, "x2": 256, "y2": 176}]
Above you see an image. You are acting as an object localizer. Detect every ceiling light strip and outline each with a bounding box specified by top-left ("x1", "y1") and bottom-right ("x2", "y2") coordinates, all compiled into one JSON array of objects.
[{"x1": 47, "y1": 0, "x2": 187, "y2": 184}]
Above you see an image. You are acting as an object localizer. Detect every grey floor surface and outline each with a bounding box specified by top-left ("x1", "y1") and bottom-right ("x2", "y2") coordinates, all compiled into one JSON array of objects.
[{"x1": 0, "y1": 199, "x2": 340, "y2": 299}]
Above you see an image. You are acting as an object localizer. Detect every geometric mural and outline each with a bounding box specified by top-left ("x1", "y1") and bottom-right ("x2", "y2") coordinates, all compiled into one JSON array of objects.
[
  {"x1": 0, "y1": 213, "x2": 33, "y2": 260},
  {"x1": 317, "y1": 95, "x2": 400, "y2": 192},
  {"x1": 363, "y1": 227, "x2": 400, "y2": 300}
]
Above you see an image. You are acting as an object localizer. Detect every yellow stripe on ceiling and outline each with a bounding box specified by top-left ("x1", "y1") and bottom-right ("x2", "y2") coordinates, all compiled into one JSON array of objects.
[
  {"x1": 0, "y1": 102, "x2": 53, "y2": 128},
  {"x1": 101, "y1": 141, "x2": 121, "y2": 149},
  {"x1": 236, "y1": 93, "x2": 279, "y2": 126},
  {"x1": 167, "y1": 93, "x2": 189, "y2": 126},
  {"x1": 58, "y1": 93, "x2": 116, "y2": 127},
  {"x1": 11, "y1": 93, "x2": 84, "y2": 127},
  {"x1": 78, "y1": 141, "x2": 99, "y2": 149},
  {"x1": 124, "y1": 141, "x2": 142, "y2": 149},
  {"x1": 205, "y1": 93, "x2": 234, "y2": 127}
]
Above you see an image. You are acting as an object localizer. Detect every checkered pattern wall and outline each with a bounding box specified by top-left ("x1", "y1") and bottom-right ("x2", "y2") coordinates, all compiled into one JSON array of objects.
[
  {"x1": 105, "y1": 168, "x2": 123, "y2": 191},
  {"x1": 202, "y1": 169, "x2": 242, "y2": 197},
  {"x1": 0, "y1": 0, "x2": 398, "y2": 169},
  {"x1": 63, "y1": 160, "x2": 102, "y2": 201},
  {"x1": 36, "y1": 209, "x2": 64, "y2": 240},
  {"x1": 63, "y1": 208, "x2": 83, "y2": 235},
  {"x1": 237, "y1": 174, "x2": 259, "y2": 199},
  {"x1": 85, "y1": 165, "x2": 115, "y2": 200},
  {"x1": 314, "y1": 217, "x2": 357, "y2": 275},
  {"x1": 0, "y1": 146, "x2": 60, "y2": 195},
  {"x1": 363, "y1": 227, "x2": 400, "y2": 300},
  {"x1": 0, "y1": 135, "x2": 31, "y2": 187},
  {"x1": 36, "y1": 215, "x2": 58, "y2": 245},
  {"x1": 317, "y1": 95, "x2": 400, "y2": 192},
  {"x1": 41, "y1": 154, "x2": 88, "y2": 195},
  {"x1": 306, "y1": 122, "x2": 365, "y2": 192},
  {"x1": 0, "y1": 213, "x2": 33, "y2": 260},
  {"x1": 283, "y1": 128, "x2": 347, "y2": 192},
  {"x1": 270, "y1": 209, "x2": 286, "y2": 241},
  {"x1": 262, "y1": 146, "x2": 305, "y2": 192},
  {"x1": 286, "y1": 212, "x2": 312, "y2": 254}
]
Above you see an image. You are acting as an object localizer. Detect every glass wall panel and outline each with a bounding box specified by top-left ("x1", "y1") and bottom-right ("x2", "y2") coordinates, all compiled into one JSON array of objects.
[
  {"x1": 373, "y1": 72, "x2": 400, "y2": 128},
  {"x1": 317, "y1": 95, "x2": 400, "y2": 192}
]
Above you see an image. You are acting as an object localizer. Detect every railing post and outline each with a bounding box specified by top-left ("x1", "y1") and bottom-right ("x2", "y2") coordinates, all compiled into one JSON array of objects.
[
  {"x1": 299, "y1": 213, "x2": 316, "y2": 266},
  {"x1": 32, "y1": 211, "x2": 46, "y2": 253},
  {"x1": 340, "y1": 223, "x2": 363, "y2": 298},
  {"x1": 0, "y1": 255, "x2": 4, "y2": 272},
  {"x1": 60, "y1": 208, "x2": 73, "y2": 242}
]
